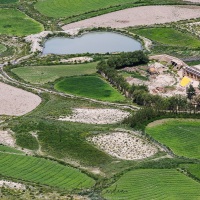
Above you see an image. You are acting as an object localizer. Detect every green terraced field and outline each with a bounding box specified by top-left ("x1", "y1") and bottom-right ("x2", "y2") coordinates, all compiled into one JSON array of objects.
[
  {"x1": 0, "y1": 44, "x2": 6, "y2": 53},
  {"x1": 131, "y1": 27, "x2": 200, "y2": 49},
  {"x1": 0, "y1": 145, "x2": 23, "y2": 154},
  {"x1": 146, "y1": 119, "x2": 200, "y2": 159},
  {"x1": 35, "y1": 0, "x2": 139, "y2": 18},
  {"x1": 0, "y1": 9, "x2": 43, "y2": 36},
  {"x1": 180, "y1": 164, "x2": 200, "y2": 180},
  {"x1": 0, "y1": 152, "x2": 95, "y2": 190},
  {"x1": 12, "y1": 62, "x2": 97, "y2": 84},
  {"x1": 103, "y1": 169, "x2": 200, "y2": 199},
  {"x1": 54, "y1": 75, "x2": 126, "y2": 102}
]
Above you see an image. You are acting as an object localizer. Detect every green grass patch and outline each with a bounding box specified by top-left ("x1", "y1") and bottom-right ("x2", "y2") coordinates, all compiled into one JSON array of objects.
[
  {"x1": 54, "y1": 75, "x2": 126, "y2": 102},
  {"x1": 15, "y1": 132, "x2": 39, "y2": 151},
  {"x1": 0, "y1": 9, "x2": 43, "y2": 36},
  {"x1": 146, "y1": 119, "x2": 200, "y2": 159},
  {"x1": 103, "y1": 169, "x2": 200, "y2": 199},
  {"x1": 0, "y1": 145, "x2": 23, "y2": 154},
  {"x1": 0, "y1": 0, "x2": 17, "y2": 3},
  {"x1": 0, "y1": 44, "x2": 6, "y2": 53},
  {"x1": 8, "y1": 94, "x2": 114, "y2": 166},
  {"x1": 180, "y1": 164, "x2": 200, "y2": 181},
  {"x1": 35, "y1": 0, "x2": 139, "y2": 18},
  {"x1": 120, "y1": 71, "x2": 148, "y2": 81},
  {"x1": 12, "y1": 62, "x2": 97, "y2": 84},
  {"x1": 0, "y1": 152, "x2": 95, "y2": 190},
  {"x1": 131, "y1": 27, "x2": 200, "y2": 49}
]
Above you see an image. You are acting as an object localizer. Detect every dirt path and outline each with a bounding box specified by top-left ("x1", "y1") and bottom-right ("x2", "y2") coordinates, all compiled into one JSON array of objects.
[
  {"x1": 0, "y1": 66, "x2": 139, "y2": 111},
  {"x1": 62, "y1": 5, "x2": 200, "y2": 30}
]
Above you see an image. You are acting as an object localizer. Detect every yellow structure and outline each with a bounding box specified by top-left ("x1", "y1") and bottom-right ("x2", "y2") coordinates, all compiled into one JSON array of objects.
[{"x1": 180, "y1": 76, "x2": 191, "y2": 87}]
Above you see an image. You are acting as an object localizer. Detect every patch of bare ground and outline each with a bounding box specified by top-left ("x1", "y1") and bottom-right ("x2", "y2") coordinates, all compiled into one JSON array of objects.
[
  {"x1": 0, "y1": 180, "x2": 26, "y2": 190},
  {"x1": 87, "y1": 132, "x2": 157, "y2": 160},
  {"x1": 0, "y1": 82, "x2": 41, "y2": 116},
  {"x1": 59, "y1": 108, "x2": 130, "y2": 124},
  {"x1": 184, "y1": 0, "x2": 200, "y2": 2},
  {"x1": 147, "y1": 118, "x2": 200, "y2": 128},
  {"x1": 62, "y1": 6, "x2": 200, "y2": 30},
  {"x1": 0, "y1": 130, "x2": 15, "y2": 147}
]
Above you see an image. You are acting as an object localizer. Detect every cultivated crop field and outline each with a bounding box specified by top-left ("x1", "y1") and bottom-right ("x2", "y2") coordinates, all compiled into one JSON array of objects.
[
  {"x1": 0, "y1": 152, "x2": 95, "y2": 190},
  {"x1": 12, "y1": 62, "x2": 97, "y2": 84},
  {"x1": 0, "y1": 9, "x2": 43, "y2": 36},
  {"x1": 35, "y1": 0, "x2": 139, "y2": 18},
  {"x1": 0, "y1": 145, "x2": 23, "y2": 154},
  {"x1": 131, "y1": 27, "x2": 200, "y2": 48},
  {"x1": 54, "y1": 75, "x2": 126, "y2": 102},
  {"x1": 146, "y1": 119, "x2": 200, "y2": 159},
  {"x1": 103, "y1": 169, "x2": 200, "y2": 200}
]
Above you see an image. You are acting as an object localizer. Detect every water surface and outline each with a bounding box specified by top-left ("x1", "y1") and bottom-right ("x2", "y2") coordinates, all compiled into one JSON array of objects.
[{"x1": 43, "y1": 32, "x2": 142, "y2": 55}]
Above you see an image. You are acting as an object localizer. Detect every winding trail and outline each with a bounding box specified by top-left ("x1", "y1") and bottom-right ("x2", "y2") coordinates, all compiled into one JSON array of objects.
[{"x1": 0, "y1": 63, "x2": 139, "y2": 111}]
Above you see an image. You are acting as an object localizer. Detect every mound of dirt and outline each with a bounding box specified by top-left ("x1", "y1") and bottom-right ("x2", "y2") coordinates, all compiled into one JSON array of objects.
[
  {"x1": 59, "y1": 108, "x2": 130, "y2": 124},
  {"x1": 87, "y1": 132, "x2": 157, "y2": 160},
  {"x1": 0, "y1": 82, "x2": 41, "y2": 116}
]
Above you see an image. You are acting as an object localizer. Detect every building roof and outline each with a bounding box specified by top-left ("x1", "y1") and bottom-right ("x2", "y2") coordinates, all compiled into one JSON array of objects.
[{"x1": 180, "y1": 76, "x2": 191, "y2": 87}]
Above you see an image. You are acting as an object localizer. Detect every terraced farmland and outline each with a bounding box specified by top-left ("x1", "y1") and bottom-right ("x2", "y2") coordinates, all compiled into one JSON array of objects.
[
  {"x1": 0, "y1": 145, "x2": 23, "y2": 154},
  {"x1": 0, "y1": 9, "x2": 43, "y2": 36},
  {"x1": 54, "y1": 75, "x2": 126, "y2": 102},
  {"x1": 0, "y1": 152, "x2": 95, "y2": 190},
  {"x1": 146, "y1": 119, "x2": 200, "y2": 159},
  {"x1": 103, "y1": 169, "x2": 200, "y2": 199},
  {"x1": 131, "y1": 27, "x2": 200, "y2": 48},
  {"x1": 35, "y1": 0, "x2": 139, "y2": 18},
  {"x1": 12, "y1": 62, "x2": 97, "y2": 84}
]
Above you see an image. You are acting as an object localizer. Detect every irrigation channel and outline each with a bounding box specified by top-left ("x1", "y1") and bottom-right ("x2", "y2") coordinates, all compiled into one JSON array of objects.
[{"x1": 43, "y1": 32, "x2": 142, "y2": 55}]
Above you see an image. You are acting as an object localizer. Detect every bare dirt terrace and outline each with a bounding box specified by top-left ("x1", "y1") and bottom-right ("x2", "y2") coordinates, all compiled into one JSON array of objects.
[
  {"x1": 62, "y1": 5, "x2": 200, "y2": 30},
  {"x1": 59, "y1": 108, "x2": 130, "y2": 124},
  {"x1": 87, "y1": 132, "x2": 157, "y2": 160},
  {"x1": 0, "y1": 82, "x2": 41, "y2": 116}
]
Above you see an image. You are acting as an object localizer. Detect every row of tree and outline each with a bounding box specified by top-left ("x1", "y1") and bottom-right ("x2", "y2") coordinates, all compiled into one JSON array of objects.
[
  {"x1": 106, "y1": 51, "x2": 149, "y2": 69},
  {"x1": 97, "y1": 52, "x2": 200, "y2": 113}
]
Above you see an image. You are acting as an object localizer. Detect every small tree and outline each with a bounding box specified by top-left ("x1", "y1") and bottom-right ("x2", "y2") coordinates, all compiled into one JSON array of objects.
[{"x1": 187, "y1": 84, "x2": 196, "y2": 101}]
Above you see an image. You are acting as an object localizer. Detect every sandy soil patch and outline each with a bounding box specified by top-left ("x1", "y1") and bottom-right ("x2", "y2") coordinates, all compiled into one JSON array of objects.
[
  {"x1": 0, "y1": 82, "x2": 41, "y2": 116},
  {"x1": 0, "y1": 180, "x2": 26, "y2": 190},
  {"x1": 184, "y1": 0, "x2": 200, "y2": 2},
  {"x1": 147, "y1": 118, "x2": 200, "y2": 128},
  {"x1": 0, "y1": 130, "x2": 15, "y2": 147},
  {"x1": 87, "y1": 132, "x2": 157, "y2": 160},
  {"x1": 60, "y1": 56, "x2": 93, "y2": 63},
  {"x1": 62, "y1": 6, "x2": 200, "y2": 30},
  {"x1": 59, "y1": 108, "x2": 130, "y2": 124}
]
